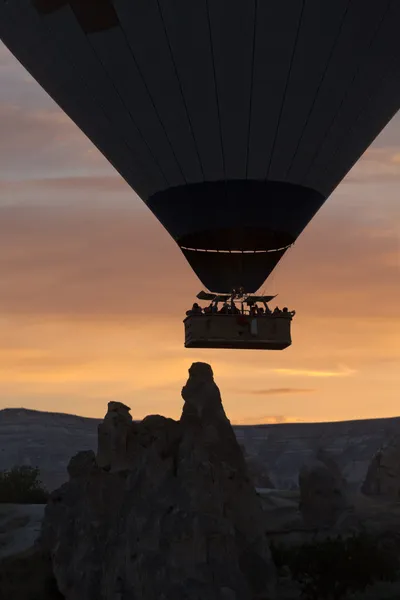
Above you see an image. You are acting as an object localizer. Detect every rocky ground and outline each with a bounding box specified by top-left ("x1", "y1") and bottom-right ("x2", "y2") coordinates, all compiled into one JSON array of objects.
[
  {"x1": 260, "y1": 488, "x2": 400, "y2": 544},
  {"x1": 0, "y1": 503, "x2": 45, "y2": 559}
]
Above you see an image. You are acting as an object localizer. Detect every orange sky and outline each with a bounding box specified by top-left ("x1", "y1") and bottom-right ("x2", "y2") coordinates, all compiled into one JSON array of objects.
[{"x1": 0, "y1": 43, "x2": 399, "y2": 424}]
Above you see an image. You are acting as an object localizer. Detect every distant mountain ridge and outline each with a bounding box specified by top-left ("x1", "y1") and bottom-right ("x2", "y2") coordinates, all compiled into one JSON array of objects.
[{"x1": 1, "y1": 407, "x2": 399, "y2": 492}]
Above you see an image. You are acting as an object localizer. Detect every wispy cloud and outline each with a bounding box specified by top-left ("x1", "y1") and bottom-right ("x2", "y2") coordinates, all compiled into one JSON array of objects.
[
  {"x1": 0, "y1": 104, "x2": 109, "y2": 179},
  {"x1": 245, "y1": 388, "x2": 316, "y2": 395},
  {"x1": 233, "y1": 415, "x2": 305, "y2": 425},
  {"x1": 0, "y1": 175, "x2": 125, "y2": 193},
  {"x1": 271, "y1": 366, "x2": 356, "y2": 378},
  {"x1": 347, "y1": 147, "x2": 400, "y2": 182}
]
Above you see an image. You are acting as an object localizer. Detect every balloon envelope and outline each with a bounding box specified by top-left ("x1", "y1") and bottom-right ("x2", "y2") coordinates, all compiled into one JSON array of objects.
[{"x1": 1, "y1": 0, "x2": 400, "y2": 292}]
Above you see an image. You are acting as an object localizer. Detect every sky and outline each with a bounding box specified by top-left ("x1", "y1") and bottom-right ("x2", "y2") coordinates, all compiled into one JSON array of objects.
[{"x1": 0, "y1": 42, "x2": 399, "y2": 425}]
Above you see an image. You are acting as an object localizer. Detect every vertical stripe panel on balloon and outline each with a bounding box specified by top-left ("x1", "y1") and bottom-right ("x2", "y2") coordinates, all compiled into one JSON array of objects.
[
  {"x1": 324, "y1": 58, "x2": 400, "y2": 197},
  {"x1": 40, "y1": 4, "x2": 164, "y2": 195},
  {"x1": 308, "y1": 3, "x2": 398, "y2": 195},
  {"x1": 88, "y1": 26, "x2": 183, "y2": 189},
  {"x1": 268, "y1": 0, "x2": 350, "y2": 183},
  {"x1": 206, "y1": 0, "x2": 256, "y2": 180},
  {"x1": 114, "y1": 0, "x2": 203, "y2": 184},
  {"x1": 247, "y1": 0, "x2": 303, "y2": 181},
  {"x1": 299, "y1": 0, "x2": 393, "y2": 194},
  {"x1": 157, "y1": 0, "x2": 224, "y2": 182}
]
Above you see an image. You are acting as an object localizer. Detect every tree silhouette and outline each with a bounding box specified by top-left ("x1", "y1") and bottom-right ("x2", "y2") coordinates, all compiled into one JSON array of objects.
[{"x1": 0, "y1": 465, "x2": 49, "y2": 503}]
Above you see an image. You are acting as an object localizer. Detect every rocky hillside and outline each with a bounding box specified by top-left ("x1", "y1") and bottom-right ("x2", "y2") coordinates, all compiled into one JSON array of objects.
[
  {"x1": 0, "y1": 408, "x2": 100, "y2": 492},
  {"x1": 1, "y1": 406, "x2": 399, "y2": 492},
  {"x1": 235, "y1": 416, "x2": 400, "y2": 490}
]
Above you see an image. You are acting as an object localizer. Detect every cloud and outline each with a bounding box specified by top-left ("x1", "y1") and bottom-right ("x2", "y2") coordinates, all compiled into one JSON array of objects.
[
  {"x1": 0, "y1": 175, "x2": 125, "y2": 193},
  {"x1": 346, "y1": 147, "x2": 400, "y2": 183},
  {"x1": 233, "y1": 415, "x2": 305, "y2": 425},
  {"x1": 0, "y1": 44, "x2": 40, "y2": 103},
  {"x1": 272, "y1": 366, "x2": 356, "y2": 378},
  {"x1": 0, "y1": 184, "x2": 397, "y2": 320},
  {"x1": 0, "y1": 104, "x2": 110, "y2": 179},
  {"x1": 244, "y1": 388, "x2": 316, "y2": 395},
  {"x1": 0, "y1": 175, "x2": 133, "y2": 208},
  {"x1": 0, "y1": 203, "x2": 194, "y2": 318},
  {"x1": 272, "y1": 199, "x2": 399, "y2": 318}
]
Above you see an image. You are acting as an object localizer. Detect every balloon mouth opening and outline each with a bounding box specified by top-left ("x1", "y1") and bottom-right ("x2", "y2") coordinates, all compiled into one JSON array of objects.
[
  {"x1": 177, "y1": 227, "x2": 294, "y2": 252},
  {"x1": 180, "y1": 245, "x2": 292, "y2": 254},
  {"x1": 180, "y1": 244, "x2": 290, "y2": 294}
]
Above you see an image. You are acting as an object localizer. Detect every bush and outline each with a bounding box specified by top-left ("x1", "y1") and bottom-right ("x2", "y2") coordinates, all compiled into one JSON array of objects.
[
  {"x1": 271, "y1": 533, "x2": 400, "y2": 600},
  {"x1": 0, "y1": 465, "x2": 49, "y2": 503}
]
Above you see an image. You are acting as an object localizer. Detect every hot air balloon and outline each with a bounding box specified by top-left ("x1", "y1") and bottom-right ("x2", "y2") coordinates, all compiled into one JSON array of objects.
[{"x1": 1, "y1": 0, "x2": 399, "y2": 349}]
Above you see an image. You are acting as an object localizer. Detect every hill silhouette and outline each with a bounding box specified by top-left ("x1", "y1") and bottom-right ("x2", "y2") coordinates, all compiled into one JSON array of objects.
[{"x1": 1, "y1": 407, "x2": 399, "y2": 492}]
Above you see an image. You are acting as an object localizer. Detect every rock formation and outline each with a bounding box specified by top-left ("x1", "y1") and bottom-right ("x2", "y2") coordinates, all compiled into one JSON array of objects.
[
  {"x1": 39, "y1": 362, "x2": 277, "y2": 600},
  {"x1": 299, "y1": 452, "x2": 349, "y2": 528},
  {"x1": 96, "y1": 401, "x2": 133, "y2": 471},
  {"x1": 239, "y1": 444, "x2": 275, "y2": 490},
  {"x1": 362, "y1": 437, "x2": 400, "y2": 498},
  {"x1": 316, "y1": 447, "x2": 348, "y2": 490}
]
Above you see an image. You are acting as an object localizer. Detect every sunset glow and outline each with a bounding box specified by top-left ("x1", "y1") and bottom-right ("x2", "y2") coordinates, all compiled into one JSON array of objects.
[{"x1": 0, "y1": 43, "x2": 399, "y2": 424}]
